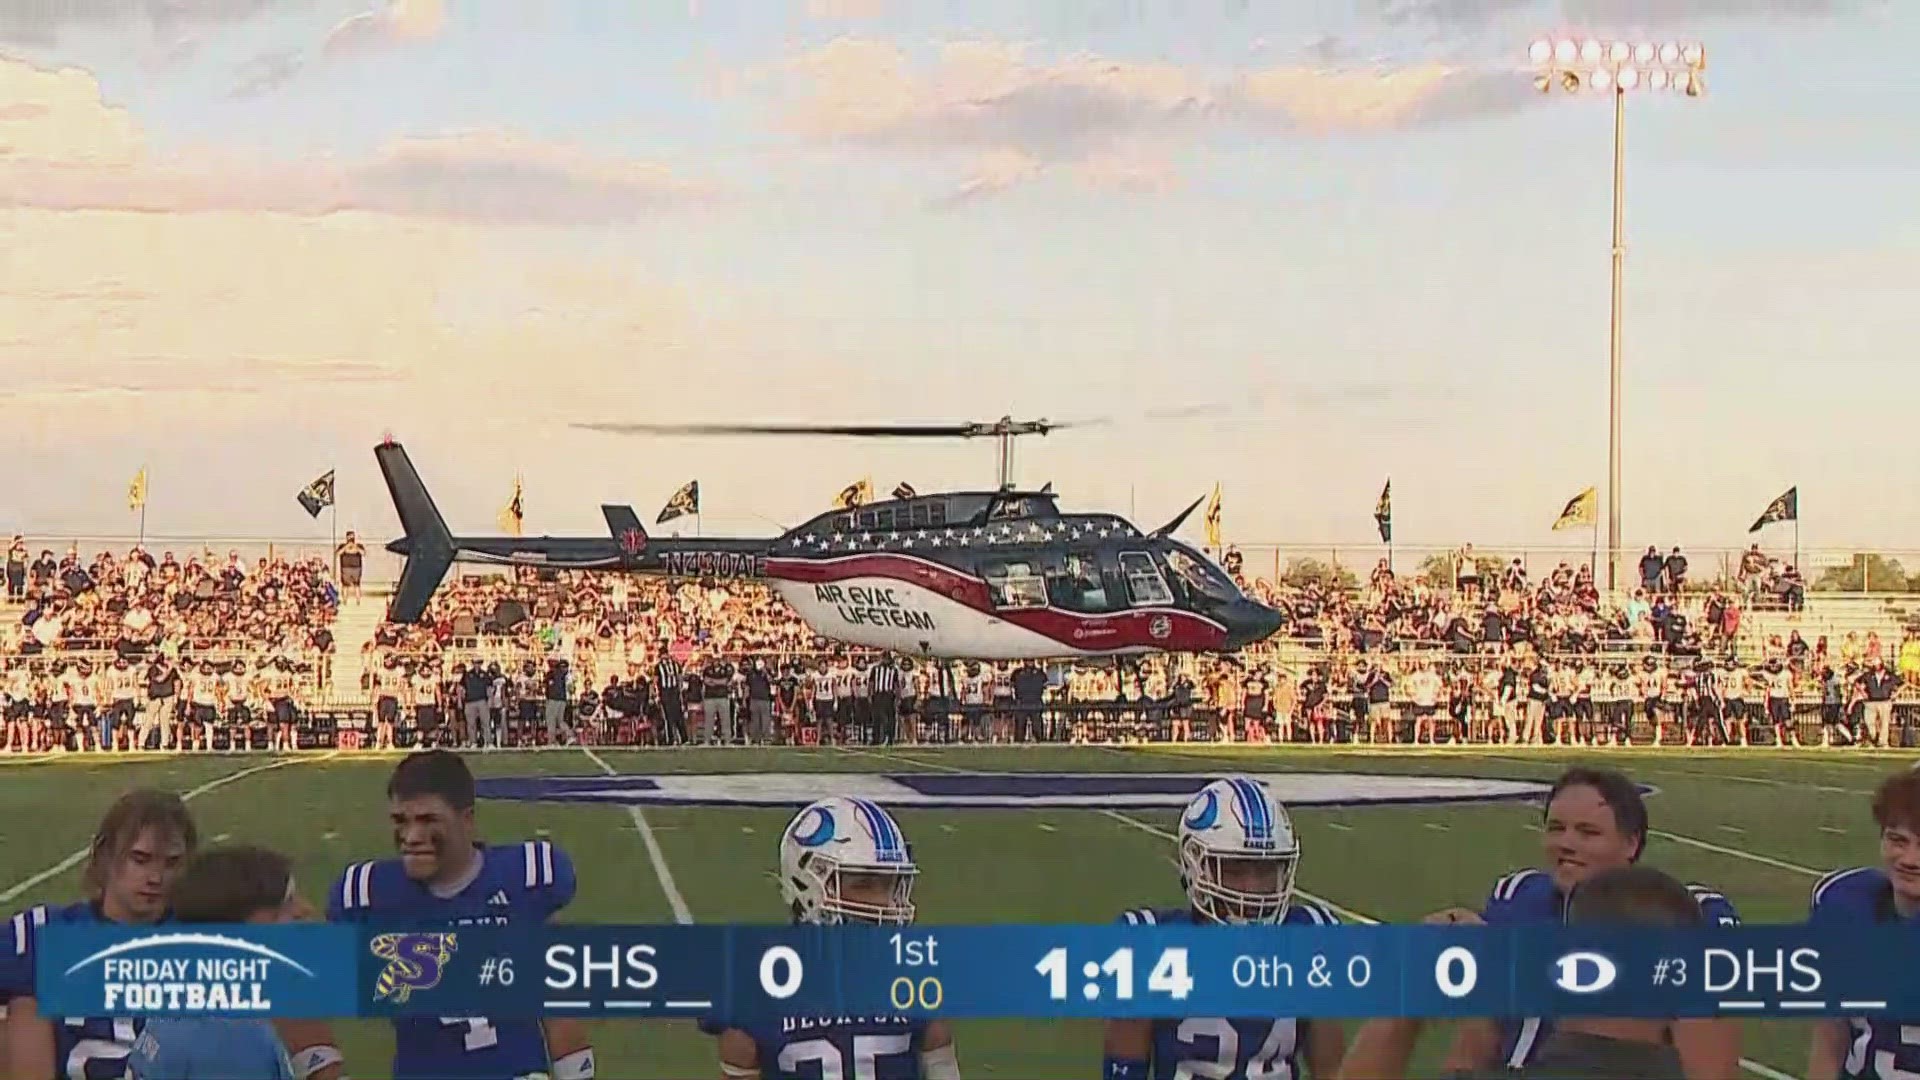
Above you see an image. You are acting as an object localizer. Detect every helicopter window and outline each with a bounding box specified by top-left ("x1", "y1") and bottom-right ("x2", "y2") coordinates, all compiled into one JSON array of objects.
[
  {"x1": 857, "y1": 510, "x2": 881, "y2": 530},
  {"x1": 1165, "y1": 544, "x2": 1240, "y2": 603},
  {"x1": 908, "y1": 503, "x2": 932, "y2": 528},
  {"x1": 989, "y1": 498, "x2": 1029, "y2": 521},
  {"x1": 1046, "y1": 555, "x2": 1113, "y2": 613},
  {"x1": 1118, "y1": 552, "x2": 1173, "y2": 608},
  {"x1": 983, "y1": 560, "x2": 1048, "y2": 610}
]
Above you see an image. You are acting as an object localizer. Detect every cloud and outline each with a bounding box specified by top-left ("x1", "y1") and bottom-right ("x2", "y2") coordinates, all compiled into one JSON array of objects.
[
  {"x1": 750, "y1": 37, "x2": 1524, "y2": 199},
  {"x1": 0, "y1": 57, "x2": 713, "y2": 222},
  {"x1": 322, "y1": 0, "x2": 445, "y2": 59},
  {"x1": 805, "y1": 0, "x2": 889, "y2": 18},
  {"x1": 1362, "y1": 0, "x2": 1876, "y2": 26},
  {"x1": 230, "y1": 48, "x2": 304, "y2": 98},
  {"x1": 0, "y1": 0, "x2": 277, "y2": 46}
]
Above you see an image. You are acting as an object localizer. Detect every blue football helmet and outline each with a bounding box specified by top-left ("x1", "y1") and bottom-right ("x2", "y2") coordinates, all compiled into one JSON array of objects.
[
  {"x1": 778, "y1": 796, "x2": 917, "y2": 925},
  {"x1": 1178, "y1": 776, "x2": 1299, "y2": 925}
]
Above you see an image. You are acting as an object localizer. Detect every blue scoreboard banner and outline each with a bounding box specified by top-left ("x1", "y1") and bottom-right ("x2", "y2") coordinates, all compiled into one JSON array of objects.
[{"x1": 36, "y1": 923, "x2": 1918, "y2": 1022}]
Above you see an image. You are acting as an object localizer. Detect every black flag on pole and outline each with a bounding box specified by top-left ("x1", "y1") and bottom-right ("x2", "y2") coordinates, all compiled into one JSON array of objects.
[
  {"x1": 296, "y1": 470, "x2": 336, "y2": 519},
  {"x1": 657, "y1": 481, "x2": 700, "y2": 524},
  {"x1": 1748, "y1": 486, "x2": 1798, "y2": 533},
  {"x1": 1373, "y1": 479, "x2": 1392, "y2": 543}
]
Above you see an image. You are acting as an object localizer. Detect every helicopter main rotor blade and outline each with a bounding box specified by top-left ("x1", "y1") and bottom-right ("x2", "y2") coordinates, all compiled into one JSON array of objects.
[{"x1": 575, "y1": 421, "x2": 984, "y2": 439}]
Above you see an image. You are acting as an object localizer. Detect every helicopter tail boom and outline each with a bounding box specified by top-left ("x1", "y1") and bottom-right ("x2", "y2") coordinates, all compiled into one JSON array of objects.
[{"x1": 376, "y1": 440, "x2": 457, "y2": 624}]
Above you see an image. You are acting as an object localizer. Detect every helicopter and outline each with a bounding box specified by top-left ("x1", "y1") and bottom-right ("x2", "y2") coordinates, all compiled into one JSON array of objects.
[{"x1": 376, "y1": 417, "x2": 1284, "y2": 660}]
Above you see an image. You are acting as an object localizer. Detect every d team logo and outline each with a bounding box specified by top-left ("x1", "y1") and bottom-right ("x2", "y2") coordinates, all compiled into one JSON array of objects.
[
  {"x1": 65, "y1": 932, "x2": 315, "y2": 1013},
  {"x1": 476, "y1": 771, "x2": 1555, "y2": 810}
]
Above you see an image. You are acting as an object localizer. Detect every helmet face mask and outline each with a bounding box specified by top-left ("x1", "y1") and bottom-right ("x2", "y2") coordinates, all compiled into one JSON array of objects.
[
  {"x1": 1178, "y1": 777, "x2": 1299, "y2": 926},
  {"x1": 780, "y1": 797, "x2": 918, "y2": 926},
  {"x1": 792, "y1": 856, "x2": 917, "y2": 925},
  {"x1": 1181, "y1": 840, "x2": 1296, "y2": 925}
]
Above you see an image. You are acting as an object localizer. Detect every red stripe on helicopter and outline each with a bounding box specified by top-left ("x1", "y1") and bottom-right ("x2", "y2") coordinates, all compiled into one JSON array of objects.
[{"x1": 765, "y1": 553, "x2": 1228, "y2": 652}]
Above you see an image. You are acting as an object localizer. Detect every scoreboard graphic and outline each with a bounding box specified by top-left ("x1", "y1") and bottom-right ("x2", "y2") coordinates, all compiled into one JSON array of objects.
[{"x1": 34, "y1": 923, "x2": 1918, "y2": 1021}]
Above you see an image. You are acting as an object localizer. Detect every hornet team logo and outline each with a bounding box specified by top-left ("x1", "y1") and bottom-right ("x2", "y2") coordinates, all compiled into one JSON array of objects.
[{"x1": 370, "y1": 933, "x2": 459, "y2": 1004}]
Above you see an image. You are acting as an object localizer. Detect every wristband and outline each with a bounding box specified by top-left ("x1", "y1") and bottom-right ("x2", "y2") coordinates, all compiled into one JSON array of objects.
[
  {"x1": 1103, "y1": 1056, "x2": 1149, "y2": 1080},
  {"x1": 553, "y1": 1048, "x2": 596, "y2": 1080}
]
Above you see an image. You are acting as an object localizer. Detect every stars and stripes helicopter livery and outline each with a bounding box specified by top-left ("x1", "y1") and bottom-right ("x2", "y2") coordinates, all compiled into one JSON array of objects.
[{"x1": 376, "y1": 417, "x2": 1283, "y2": 660}]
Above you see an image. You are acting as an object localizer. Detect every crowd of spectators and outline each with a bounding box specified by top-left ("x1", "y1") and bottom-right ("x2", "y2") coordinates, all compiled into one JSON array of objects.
[
  {"x1": 5, "y1": 537, "x2": 1912, "y2": 753},
  {"x1": 2, "y1": 538, "x2": 338, "y2": 752}
]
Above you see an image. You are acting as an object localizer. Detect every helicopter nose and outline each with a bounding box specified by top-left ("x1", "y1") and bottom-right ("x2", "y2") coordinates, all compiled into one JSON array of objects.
[{"x1": 1225, "y1": 599, "x2": 1284, "y2": 650}]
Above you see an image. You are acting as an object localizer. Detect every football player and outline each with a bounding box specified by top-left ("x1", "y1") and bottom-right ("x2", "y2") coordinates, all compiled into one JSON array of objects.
[
  {"x1": 327, "y1": 750, "x2": 594, "y2": 1080},
  {"x1": 129, "y1": 845, "x2": 320, "y2": 1080},
  {"x1": 707, "y1": 796, "x2": 962, "y2": 1080},
  {"x1": 1807, "y1": 766, "x2": 1920, "y2": 1080},
  {"x1": 1103, "y1": 776, "x2": 1347, "y2": 1080},
  {"x1": 1441, "y1": 765, "x2": 1742, "y2": 1078},
  {"x1": 2, "y1": 789, "x2": 199, "y2": 1080}
]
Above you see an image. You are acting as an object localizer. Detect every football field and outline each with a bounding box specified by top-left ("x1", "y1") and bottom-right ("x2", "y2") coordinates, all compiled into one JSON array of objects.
[{"x1": 1, "y1": 744, "x2": 1901, "y2": 1079}]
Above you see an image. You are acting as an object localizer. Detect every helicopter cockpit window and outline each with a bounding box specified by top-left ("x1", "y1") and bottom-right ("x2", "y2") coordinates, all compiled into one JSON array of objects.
[
  {"x1": 1046, "y1": 554, "x2": 1112, "y2": 613},
  {"x1": 1164, "y1": 543, "x2": 1240, "y2": 603},
  {"x1": 984, "y1": 560, "x2": 1048, "y2": 610},
  {"x1": 1118, "y1": 552, "x2": 1173, "y2": 608},
  {"x1": 988, "y1": 497, "x2": 1030, "y2": 521}
]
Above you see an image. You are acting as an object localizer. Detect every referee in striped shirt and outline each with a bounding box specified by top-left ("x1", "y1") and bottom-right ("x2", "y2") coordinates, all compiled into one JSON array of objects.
[
  {"x1": 655, "y1": 654, "x2": 687, "y2": 745},
  {"x1": 868, "y1": 658, "x2": 902, "y2": 746}
]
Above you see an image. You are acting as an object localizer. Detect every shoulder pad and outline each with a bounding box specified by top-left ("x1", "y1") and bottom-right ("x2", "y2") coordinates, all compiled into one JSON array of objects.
[
  {"x1": 1812, "y1": 867, "x2": 1879, "y2": 911},
  {"x1": 1290, "y1": 900, "x2": 1340, "y2": 926},
  {"x1": 1489, "y1": 868, "x2": 1548, "y2": 904},
  {"x1": 511, "y1": 841, "x2": 569, "y2": 891},
  {"x1": 1686, "y1": 883, "x2": 1740, "y2": 925},
  {"x1": 6, "y1": 905, "x2": 51, "y2": 959},
  {"x1": 333, "y1": 859, "x2": 396, "y2": 915}
]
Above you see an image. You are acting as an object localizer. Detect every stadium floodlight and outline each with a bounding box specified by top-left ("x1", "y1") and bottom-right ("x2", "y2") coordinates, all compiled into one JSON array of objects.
[{"x1": 1526, "y1": 36, "x2": 1709, "y2": 593}]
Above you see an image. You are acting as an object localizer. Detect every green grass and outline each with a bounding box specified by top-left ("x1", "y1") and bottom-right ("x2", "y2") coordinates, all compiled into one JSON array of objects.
[{"x1": 1, "y1": 744, "x2": 1901, "y2": 1079}]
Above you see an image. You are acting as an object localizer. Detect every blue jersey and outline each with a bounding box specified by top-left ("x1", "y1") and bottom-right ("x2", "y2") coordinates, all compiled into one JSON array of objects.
[
  {"x1": 1480, "y1": 868, "x2": 1740, "y2": 1069},
  {"x1": 2, "y1": 902, "x2": 151, "y2": 1080},
  {"x1": 1810, "y1": 866, "x2": 1919, "y2": 1080},
  {"x1": 1119, "y1": 904, "x2": 1338, "y2": 1080},
  {"x1": 328, "y1": 841, "x2": 575, "y2": 1080},
  {"x1": 128, "y1": 1018, "x2": 294, "y2": 1080},
  {"x1": 702, "y1": 1014, "x2": 930, "y2": 1080}
]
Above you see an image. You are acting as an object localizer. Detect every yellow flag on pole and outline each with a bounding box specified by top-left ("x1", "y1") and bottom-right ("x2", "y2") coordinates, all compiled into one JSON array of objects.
[
  {"x1": 833, "y1": 478, "x2": 871, "y2": 510},
  {"x1": 1552, "y1": 487, "x2": 1597, "y2": 531},
  {"x1": 498, "y1": 474, "x2": 524, "y2": 536},
  {"x1": 127, "y1": 467, "x2": 148, "y2": 512},
  {"x1": 1203, "y1": 483, "x2": 1223, "y2": 550}
]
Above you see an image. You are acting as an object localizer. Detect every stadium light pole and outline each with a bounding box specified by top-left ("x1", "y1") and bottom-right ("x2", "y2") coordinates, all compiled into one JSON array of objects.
[{"x1": 1529, "y1": 37, "x2": 1706, "y2": 593}]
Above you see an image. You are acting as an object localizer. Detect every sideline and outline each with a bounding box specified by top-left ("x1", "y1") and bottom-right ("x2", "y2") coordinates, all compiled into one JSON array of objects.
[
  {"x1": 0, "y1": 752, "x2": 339, "y2": 906},
  {"x1": 578, "y1": 745, "x2": 693, "y2": 925}
]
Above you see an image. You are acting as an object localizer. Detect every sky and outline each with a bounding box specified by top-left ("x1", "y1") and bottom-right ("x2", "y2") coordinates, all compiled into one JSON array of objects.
[{"x1": 0, "y1": 0, "x2": 1914, "y2": 565}]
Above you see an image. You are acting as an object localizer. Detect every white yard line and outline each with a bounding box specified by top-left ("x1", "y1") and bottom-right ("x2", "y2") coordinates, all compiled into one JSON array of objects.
[
  {"x1": 1, "y1": 753, "x2": 337, "y2": 905},
  {"x1": 1649, "y1": 829, "x2": 1823, "y2": 878},
  {"x1": 844, "y1": 744, "x2": 1798, "y2": 1080},
  {"x1": 577, "y1": 746, "x2": 693, "y2": 925}
]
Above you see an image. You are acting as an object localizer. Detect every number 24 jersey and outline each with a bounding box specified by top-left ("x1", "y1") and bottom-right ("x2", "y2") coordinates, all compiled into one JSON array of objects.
[{"x1": 1118, "y1": 903, "x2": 1340, "y2": 1080}]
